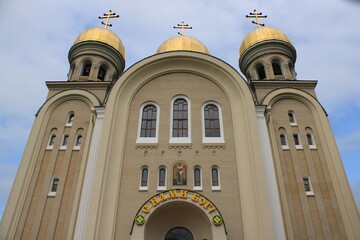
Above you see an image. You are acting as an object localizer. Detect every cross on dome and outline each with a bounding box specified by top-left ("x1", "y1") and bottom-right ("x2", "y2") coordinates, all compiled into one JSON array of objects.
[
  {"x1": 246, "y1": 9, "x2": 267, "y2": 28},
  {"x1": 173, "y1": 21, "x2": 193, "y2": 36},
  {"x1": 98, "y1": 10, "x2": 119, "y2": 28}
]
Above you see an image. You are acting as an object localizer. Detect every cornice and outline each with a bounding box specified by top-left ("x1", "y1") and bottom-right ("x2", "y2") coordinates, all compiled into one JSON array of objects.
[
  {"x1": 46, "y1": 81, "x2": 112, "y2": 91},
  {"x1": 251, "y1": 80, "x2": 317, "y2": 89}
]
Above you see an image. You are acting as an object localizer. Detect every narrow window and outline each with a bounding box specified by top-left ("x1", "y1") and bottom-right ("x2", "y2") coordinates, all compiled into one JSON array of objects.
[
  {"x1": 74, "y1": 134, "x2": 82, "y2": 149},
  {"x1": 306, "y1": 132, "x2": 316, "y2": 149},
  {"x1": 61, "y1": 134, "x2": 69, "y2": 149},
  {"x1": 280, "y1": 133, "x2": 289, "y2": 149},
  {"x1": 293, "y1": 133, "x2": 302, "y2": 149},
  {"x1": 48, "y1": 177, "x2": 59, "y2": 196},
  {"x1": 158, "y1": 167, "x2": 166, "y2": 189},
  {"x1": 66, "y1": 112, "x2": 74, "y2": 126},
  {"x1": 303, "y1": 176, "x2": 314, "y2": 195},
  {"x1": 288, "y1": 111, "x2": 297, "y2": 125},
  {"x1": 140, "y1": 105, "x2": 157, "y2": 137},
  {"x1": 194, "y1": 167, "x2": 201, "y2": 189},
  {"x1": 204, "y1": 104, "x2": 220, "y2": 137},
  {"x1": 81, "y1": 61, "x2": 92, "y2": 76},
  {"x1": 47, "y1": 134, "x2": 56, "y2": 149},
  {"x1": 256, "y1": 63, "x2": 266, "y2": 80},
  {"x1": 98, "y1": 64, "x2": 107, "y2": 81},
  {"x1": 140, "y1": 167, "x2": 149, "y2": 190},
  {"x1": 173, "y1": 98, "x2": 188, "y2": 138},
  {"x1": 211, "y1": 167, "x2": 220, "y2": 190},
  {"x1": 272, "y1": 60, "x2": 283, "y2": 76}
]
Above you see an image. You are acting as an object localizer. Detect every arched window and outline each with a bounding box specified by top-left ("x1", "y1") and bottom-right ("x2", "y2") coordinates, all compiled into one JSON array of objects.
[
  {"x1": 293, "y1": 133, "x2": 302, "y2": 149},
  {"x1": 158, "y1": 167, "x2": 166, "y2": 190},
  {"x1": 47, "y1": 133, "x2": 56, "y2": 149},
  {"x1": 272, "y1": 59, "x2": 283, "y2": 76},
  {"x1": 140, "y1": 105, "x2": 157, "y2": 137},
  {"x1": 305, "y1": 129, "x2": 316, "y2": 149},
  {"x1": 256, "y1": 63, "x2": 266, "y2": 80},
  {"x1": 288, "y1": 111, "x2": 297, "y2": 125},
  {"x1": 170, "y1": 96, "x2": 191, "y2": 143},
  {"x1": 280, "y1": 133, "x2": 289, "y2": 149},
  {"x1": 98, "y1": 64, "x2": 107, "y2": 81},
  {"x1": 165, "y1": 227, "x2": 194, "y2": 240},
  {"x1": 139, "y1": 167, "x2": 149, "y2": 190},
  {"x1": 60, "y1": 134, "x2": 69, "y2": 150},
  {"x1": 202, "y1": 102, "x2": 225, "y2": 144},
  {"x1": 66, "y1": 111, "x2": 74, "y2": 126},
  {"x1": 74, "y1": 134, "x2": 82, "y2": 150},
  {"x1": 193, "y1": 167, "x2": 202, "y2": 189},
  {"x1": 211, "y1": 167, "x2": 221, "y2": 190},
  {"x1": 81, "y1": 61, "x2": 92, "y2": 76}
]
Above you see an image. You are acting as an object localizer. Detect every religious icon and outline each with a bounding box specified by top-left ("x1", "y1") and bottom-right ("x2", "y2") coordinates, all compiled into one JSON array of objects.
[{"x1": 173, "y1": 162, "x2": 187, "y2": 185}]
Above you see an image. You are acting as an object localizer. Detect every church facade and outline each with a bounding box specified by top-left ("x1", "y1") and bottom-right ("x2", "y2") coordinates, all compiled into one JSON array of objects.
[{"x1": 1, "y1": 15, "x2": 359, "y2": 240}]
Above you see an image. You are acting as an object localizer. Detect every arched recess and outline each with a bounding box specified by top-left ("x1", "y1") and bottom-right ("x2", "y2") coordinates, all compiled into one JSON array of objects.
[
  {"x1": 130, "y1": 190, "x2": 227, "y2": 240},
  {"x1": 262, "y1": 88, "x2": 360, "y2": 239},
  {"x1": 0, "y1": 90, "x2": 101, "y2": 240},
  {"x1": 89, "y1": 51, "x2": 275, "y2": 240}
]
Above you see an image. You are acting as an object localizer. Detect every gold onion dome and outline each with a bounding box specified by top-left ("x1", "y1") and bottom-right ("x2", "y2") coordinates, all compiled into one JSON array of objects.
[
  {"x1": 156, "y1": 35, "x2": 210, "y2": 54},
  {"x1": 239, "y1": 26, "x2": 292, "y2": 56},
  {"x1": 73, "y1": 27, "x2": 125, "y2": 57}
]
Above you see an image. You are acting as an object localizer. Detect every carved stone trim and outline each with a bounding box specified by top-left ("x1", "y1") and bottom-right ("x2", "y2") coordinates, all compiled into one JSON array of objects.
[
  {"x1": 168, "y1": 144, "x2": 192, "y2": 149},
  {"x1": 136, "y1": 144, "x2": 158, "y2": 150},
  {"x1": 202, "y1": 144, "x2": 226, "y2": 149}
]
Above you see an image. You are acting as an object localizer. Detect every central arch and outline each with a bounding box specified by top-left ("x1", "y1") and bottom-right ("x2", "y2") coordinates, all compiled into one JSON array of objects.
[{"x1": 145, "y1": 201, "x2": 212, "y2": 240}]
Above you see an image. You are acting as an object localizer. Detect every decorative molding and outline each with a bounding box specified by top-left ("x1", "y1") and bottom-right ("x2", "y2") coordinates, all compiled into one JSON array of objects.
[
  {"x1": 202, "y1": 144, "x2": 225, "y2": 149},
  {"x1": 251, "y1": 80, "x2": 317, "y2": 89},
  {"x1": 169, "y1": 144, "x2": 192, "y2": 149},
  {"x1": 136, "y1": 144, "x2": 158, "y2": 150},
  {"x1": 46, "y1": 81, "x2": 111, "y2": 90}
]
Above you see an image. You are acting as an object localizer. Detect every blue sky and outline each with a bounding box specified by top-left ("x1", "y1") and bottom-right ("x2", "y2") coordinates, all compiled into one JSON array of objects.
[{"x1": 0, "y1": 0, "x2": 359, "y2": 219}]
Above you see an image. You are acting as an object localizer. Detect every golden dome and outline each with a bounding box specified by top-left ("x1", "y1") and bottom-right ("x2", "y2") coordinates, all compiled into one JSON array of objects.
[
  {"x1": 74, "y1": 27, "x2": 125, "y2": 57},
  {"x1": 156, "y1": 35, "x2": 210, "y2": 54},
  {"x1": 239, "y1": 26, "x2": 292, "y2": 56}
]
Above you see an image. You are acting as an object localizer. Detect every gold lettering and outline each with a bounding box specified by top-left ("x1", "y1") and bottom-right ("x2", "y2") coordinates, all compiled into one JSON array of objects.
[
  {"x1": 208, "y1": 206, "x2": 216, "y2": 213},
  {"x1": 191, "y1": 193, "x2": 200, "y2": 202},
  {"x1": 159, "y1": 193, "x2": 167, "y2": 202},
  {"x1": 150, "y1": 197, "x2": 159, "y2": 206},
  {"x1": 142, "y1": 205, "x2": 150, "y2": 213},
  {"x1": 168, "y1": 190, "x2": 179, "y2": 199},
  {"x1": 179, "y1": 190, "x2": 188, "y2": 198},
  {"x1": 198, "y1": 197, "x2": 206, "y2": 205},
  {"x1": 203, "y1": 201, "x2": 212, "y2": 209}
]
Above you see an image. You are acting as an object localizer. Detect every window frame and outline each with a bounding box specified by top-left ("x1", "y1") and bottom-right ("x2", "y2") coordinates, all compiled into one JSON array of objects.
[
  {"x1": 193, "y1": 166, "x2": 202, "y2": 191},
  {"x1": 211, "y1": 166, "x2": 221, "y2": 191},
  {"x1": 293, "y1": 133, "x2": 303, "y2": 149},
  {"x1": 303, "y1": 176, "x2": 314, "y2": 196},
  {"x1": 136, "y1": 102, "x2": 160, "y2": 144},
  {"x1": 201, "y1": 102, "x2": 224, "y2": 143},
  {"x1": 60, "y1": 134, "x2": 69, "y2": 150},
  {"x1": 48, "y1": 176, "x2": 59, "y2": 197},
  {"x1": 169, "y1": 95, "x2": 191, "y2": 143},
  {"x1": 271, "y1": 59, "x2": 283, "y2": 76},
  {"x1": 47, "y1": 133, "x2": 56, "y2": 150},
  {"x1": 139, "y1": 166, "x2": 149, "y2": 191},
  {"x1": 157, "y1": 166, "x2": 167, "y2": 191},
  {"x1": 65, "y1": 111, "x2": 75, "y2": 126},
  {"x1": 288, "y1": 111, "x2": 297, "y2": 126},
  {"x1": 256, "y1": 63, "x2": 266, "y2": 80},
  {"x1": 280, "y1": 133, "x2": 289, "y2": 149},
  {"x1": 306, "y1": 132, "x2": 317, "y2": 149},
  {"x1": 73, "y1": 133, "x2": 83, "y2": 150},
  {"x1": 81, "y1": 60, "x2": 92, "y2": 77}
]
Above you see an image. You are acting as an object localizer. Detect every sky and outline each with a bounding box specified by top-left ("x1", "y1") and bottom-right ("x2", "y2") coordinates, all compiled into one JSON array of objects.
[{"x1": 0, "y1": 0, "x2": 359, "y2": 220}]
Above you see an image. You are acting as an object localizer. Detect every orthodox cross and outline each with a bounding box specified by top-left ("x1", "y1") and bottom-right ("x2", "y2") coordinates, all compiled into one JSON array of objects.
[
  {"x1": 98, "y1": 10, "x2": 119, "y2": 28},
  {"x1": 246, "y1": 9, "x2": 267, "y2": 27},
  {"x1": 174, "y1": 21, "x2": 192, "y2": 35}
]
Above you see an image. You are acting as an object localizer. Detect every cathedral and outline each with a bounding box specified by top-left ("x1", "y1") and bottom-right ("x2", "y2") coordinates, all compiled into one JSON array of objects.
[{"x1": 1, "y1": 10, "x2": 359, "y2": 240}]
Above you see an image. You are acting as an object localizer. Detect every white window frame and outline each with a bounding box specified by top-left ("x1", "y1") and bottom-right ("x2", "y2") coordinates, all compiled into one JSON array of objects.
[
  {"x1": 193, "y1": 166, "x2": 202, "y2": 191},
  {"x1": 303, "y1": 176, "x2": 314, "y2": 196},
  {"x1": 60, "y1": 134, "x2": 69, "y2": 150},
  {"x1": 65, "y1": 111, "x2": 74, "y2": 127},
  {"x1": 139, "y1": 166, "x2": 149, "y2": 191},
  {"x1": 288, "y1": 111, "x2": 297, "y2": 126},
  {"x1": 157, "y1": 166, "x2": 167, "y2": 191},
  {"x1": 293, "y1": 133, "x2": 303, "y2": 149},
  {"x1": 169, "y1": 95, "x2": 191, "y2": 143},
  {"x1": 136, "y1": 102, "x2": 160, "y2": 144},
  {"x1": 48, "y1": 176, "x2": 59, "y2": 197},
  {"x1": 73, "y1": 133, "x2": 82, "y2": 150},
  {"x1": 280, "y1": 133, "x2": 289, "y2": 149},
  {"x1": 306, "y1": 132, "x2": 317, "y2": 149},
  {"x1": 211, "y1": 166, "x2": 221, "y2": 191},
  {"x1": 47, "y1": 133, "x2": 56, "y2": 150},
  {"x1": 201, "y1": 101, "x2": 225, "y2": 143}
]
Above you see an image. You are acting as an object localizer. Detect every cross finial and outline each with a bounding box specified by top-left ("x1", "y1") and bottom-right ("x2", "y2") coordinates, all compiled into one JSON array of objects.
[
  {"x1": 98, "y1": 10, "x2": 119, "y2": 29},
  {"x1": 246, "y1": 9, "x2": 267, "y2": 28},
  {"x1": 173, "y1": 21, "x2": 192, "y2": 36}
]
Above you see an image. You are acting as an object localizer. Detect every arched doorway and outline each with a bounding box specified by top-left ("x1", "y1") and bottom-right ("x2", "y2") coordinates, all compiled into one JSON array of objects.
[
  {"x1": 144, "y1": 201, "x2": 212, "y2": 240},
  {"x1": 164, "y1": 227, "x2": 194, "y2": 240}
]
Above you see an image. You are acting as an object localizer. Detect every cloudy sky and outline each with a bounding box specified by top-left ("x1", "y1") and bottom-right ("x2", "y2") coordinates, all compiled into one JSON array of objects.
[{"x1": 0, "y1": 0, "x2": 359, "y2": 219}]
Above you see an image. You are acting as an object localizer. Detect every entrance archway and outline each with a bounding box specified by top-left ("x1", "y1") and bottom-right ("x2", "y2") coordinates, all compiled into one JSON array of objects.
[
  {"x1": 145, "y1": 201, "x2": 212, "y2": 240},
  {"x1": 165, "y1": 227, "x2": 194, "y2": 240}
]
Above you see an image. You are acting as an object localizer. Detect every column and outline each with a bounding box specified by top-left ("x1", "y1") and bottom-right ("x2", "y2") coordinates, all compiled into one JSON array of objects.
[
  {"x1": 74, "y1": 107, "x2": 105, "y2": 240},
  {"x1": 256, "y1": 105, "x2": 286, "y2": 240}
]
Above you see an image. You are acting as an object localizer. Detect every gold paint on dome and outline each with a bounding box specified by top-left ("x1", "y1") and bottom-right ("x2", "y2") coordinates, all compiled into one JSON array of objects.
[
  {"x1": 156, "y1": 35, "x2": 210, "y2": 54},
  {"x1": 239, "y1": 26, "x2": 292, "y2": 56},
  {"x1": 73, "y1": 27, "x2": 125, "y2": 57}
]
